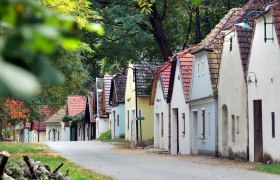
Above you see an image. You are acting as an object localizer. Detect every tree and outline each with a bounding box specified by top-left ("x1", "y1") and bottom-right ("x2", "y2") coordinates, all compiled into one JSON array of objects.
[{"x1": 87, "y1": 0, "x2": 247, "y2": 74}]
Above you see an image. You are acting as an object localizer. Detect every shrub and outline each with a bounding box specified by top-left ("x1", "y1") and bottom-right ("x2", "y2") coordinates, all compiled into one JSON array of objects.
[{"x1": 97, "y1": 130, "x2": 111, "y2": 141}]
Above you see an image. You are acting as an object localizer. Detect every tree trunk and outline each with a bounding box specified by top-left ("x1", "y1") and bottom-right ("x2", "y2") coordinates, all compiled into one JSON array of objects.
[
  {"x1": 226, "y1": 0, "x2": 232, "y2": 10},
  {"x1": 194, "y1": 7, "x2": 202, "y2": 44},
  {"x1": 205, "y1": 0, "x2": 211, "y2": 36},
  {"x1": 149, "y1": 5, "x2": 172, "y2": 60}
]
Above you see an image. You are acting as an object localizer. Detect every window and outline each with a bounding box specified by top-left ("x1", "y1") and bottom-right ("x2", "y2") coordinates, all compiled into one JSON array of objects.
[
  {"x1": 139, "y1": 109, "x2": 142, "y2": 117},
  {"x1": 202, "y1": 110, "x2": 205, "y2": 139},
  {"x1": 202, "y1": 61, "x2": 205, "y2": 75},
  {"x1": 232, "y1": 115, "x2": 235, "y2": 143},
  {"x1": 161, "y1": 113, "x2": 164, "y2": 137},
  {"x1": 127, "y1": 111, "x2": 130, "y2": 129},
  {"x1": 117, "y1": 114, "x2": 119, "y2": 127},
  {"x1": 58, "y1": 131, "x2": 60, "y2": 141},
  {"x1": 236, "y1": 116, "x2": 240, "y2": 134},
  {"x1": 48, "y1": 130, "x2": 50, "y2": 140},
  {"x1": 182, "y1": 113, "x2": 185, "y2": 135},
  {"x1": 272, "y1": 112, "x2": 275, "y2": 138}
]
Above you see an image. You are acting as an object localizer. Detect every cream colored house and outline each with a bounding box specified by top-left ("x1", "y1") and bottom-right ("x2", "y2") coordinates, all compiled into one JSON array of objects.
[
  {"x1": 125, "y1": 62, "x2": 154, "y2": 142},
  {"x1": 247, "y1": 2, "x2": 280, "y2": 163},
  {"x1": 218, "y1": 1, "x2": 258, "y2": 160}
]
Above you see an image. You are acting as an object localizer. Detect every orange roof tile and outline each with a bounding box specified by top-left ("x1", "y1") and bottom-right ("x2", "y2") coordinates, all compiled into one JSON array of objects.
[
  {"x1": 32, "y1": 106, "x2": 54, "y2": 131},
  {"x1": 67, "y1": 96, "x2": 87, "y2": 116}
]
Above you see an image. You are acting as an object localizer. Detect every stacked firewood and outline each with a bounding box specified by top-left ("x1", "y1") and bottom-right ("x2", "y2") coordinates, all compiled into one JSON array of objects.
[{"x1": 0, "y1": 151, "x2": 70, "y2": 180}]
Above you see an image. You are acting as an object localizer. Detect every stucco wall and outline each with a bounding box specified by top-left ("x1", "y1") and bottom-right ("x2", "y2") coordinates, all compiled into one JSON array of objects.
[
  {"x1": 154, "y1": 79, "x2": 169, "y2": 150},
  {"x1": 170, "y1": 61, "x2": 191, "y2": 155},
  {"x1": 248, "y1": 12, "x2": 280, "y2": 162},
  {"x1": 218, "y1": 30, "x2": 248, "y2": 160},
  {"x1": 46, "y1": 122, "x2": 70, "y2": 142},
  {"x1": 96, "y1": 117, "x2": 110, "y2": 139},
  {"x1": 111, "y1": 104, "x2": 125, "y2": 139},
  {"x1": 190, "y1": 51, "x2": 213, "y2": 101}
]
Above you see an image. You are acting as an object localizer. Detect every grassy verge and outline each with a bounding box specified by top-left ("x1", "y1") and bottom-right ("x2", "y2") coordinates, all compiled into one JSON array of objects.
[
  {"x1": 0, "y1": 142, "x2": 112, "y2": 180},
  {"x1": 254, "y1": 164, "x2": 280, "y2": 175}
]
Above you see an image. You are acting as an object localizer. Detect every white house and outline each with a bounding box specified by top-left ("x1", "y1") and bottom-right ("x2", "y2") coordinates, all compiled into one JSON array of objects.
[
  {"x1": 96, "y1": 75, "x2": 113, "y2": 138},
  {"x1": 169, "y1": 49, "x2": 194, "y2": 155},
  {"x1": 150, "y1": 60, "x2": 171, "y2": 151},
  {"x1": 217, "y1": 1, "x2": 260, "y2": 160},
  {"x1": 189, "y1": 9, "x2": 239, "y2": 156},
  {"x1": 45, "y1": 108, "x2": 70, "y2": 142},
  {"x1": 247, "y1": 1, "x2": 280, "y2": 163}
]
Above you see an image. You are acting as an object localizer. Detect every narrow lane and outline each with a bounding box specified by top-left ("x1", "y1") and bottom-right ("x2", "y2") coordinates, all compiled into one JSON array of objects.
[{"x1": 46, "y1": 141, "x2": 279, "y2": 180}]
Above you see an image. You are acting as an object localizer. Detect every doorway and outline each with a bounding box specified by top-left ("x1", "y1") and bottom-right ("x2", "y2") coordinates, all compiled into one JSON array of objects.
[
  {"x1": 192, "y1": 111, "x2": 198, "y2": 154},
  {"x1": 222, "y1": 105, "x2": 228, "y2": 156},
  {"x1": 154, "y1": 113, "x2": 160, "y2": 148},
  {"x1": 172, "y1": 108, "x2": 179, "y2": 154},
  {"x1": 253, "y1": 100, "x2": 263, "y2": 162}
]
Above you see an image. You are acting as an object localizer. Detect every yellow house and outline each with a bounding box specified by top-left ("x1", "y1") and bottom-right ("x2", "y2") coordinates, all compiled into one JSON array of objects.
[{"x1": 125, "y1": 63, "x2": 154, "y2": 141}]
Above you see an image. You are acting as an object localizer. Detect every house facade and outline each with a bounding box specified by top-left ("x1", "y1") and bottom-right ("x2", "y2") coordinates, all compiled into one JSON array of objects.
[
  {"x1": 189, "y1": 9, "x2": 239, "y2": 155},
  {"x1": 67, "y1": 96, "x2": 87, "y2": 141},
  {"x1": 45, "y1": 108, "x2": 70, "y2": 142},
  {"x1": 125, "y1": 63, "x2": 154, "y2": 142},
  {"x1": 150, "y1": 61, "x2": 171, "y2": 151},
  {"x1": 96, "y1": 75, "x2": 113, "y2": 138},
  {"x1": 169, "y1": 50, "x2": 194, "y2": 155},
  {"x1": 109, "y1": 73, "x2": 126, "y2": 139},
  {"x1": 247, "y1": 2, "x2": 280, "y2": 163}
]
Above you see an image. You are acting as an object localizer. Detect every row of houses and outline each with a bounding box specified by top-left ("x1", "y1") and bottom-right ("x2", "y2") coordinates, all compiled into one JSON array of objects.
[
  {"x1": 16, "y1": 0, "x2": 279, "y2": 164},
  {"x1": 106, "y1": 0, "x2": 279, "y2": 164}
]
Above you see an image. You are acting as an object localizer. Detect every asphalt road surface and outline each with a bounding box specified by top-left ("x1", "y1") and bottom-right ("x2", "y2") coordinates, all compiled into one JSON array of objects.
[{"x1": 46, "y1": 141, "x2": 280, "y2": 180}]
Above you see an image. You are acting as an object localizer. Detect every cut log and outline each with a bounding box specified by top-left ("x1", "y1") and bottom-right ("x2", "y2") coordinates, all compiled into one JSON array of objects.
[{"x1": 0, "y1": 151, "x2": 10, "y2": 177}]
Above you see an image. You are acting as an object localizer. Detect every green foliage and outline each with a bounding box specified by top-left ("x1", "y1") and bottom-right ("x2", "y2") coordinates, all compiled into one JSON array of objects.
[
  {"x1": 97, "y1": 130, "x2": 112, "y2": 141},
  {"x1": 62, "y1": 115, "x2": 84, "y2": 122}
]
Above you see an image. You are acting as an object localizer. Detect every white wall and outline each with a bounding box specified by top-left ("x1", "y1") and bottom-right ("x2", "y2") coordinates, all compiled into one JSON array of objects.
[
  {"x1": 190, "y1": 51, "x2": 213, "y2": 101},
  {"x1": 154, "y1": 79, "x2": 169, "y2": 150},
  {"x1": 218, "y1": 30, "x2": 248, "y2": 160},
  {"x1": 96, "y1": 117, "x2": 110, "y2": 139},
  {"x1": 248, "y1": 12, "x2": 280, "y2": 162},
  {"x1": 170, "y1": 61, "x2": 191, "y2": 155},
  {"x1": 46, "y1": 122, "x2": 70, "y2": 142}
]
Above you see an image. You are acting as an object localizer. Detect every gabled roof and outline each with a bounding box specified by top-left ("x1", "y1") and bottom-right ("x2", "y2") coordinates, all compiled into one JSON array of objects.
[
  {"x1": 149, "y1": 59, "x2": 172, "y2": 105},
  {"x1": 192, "y1": 8, "x2": 241, "y2": 96},
  {"x1": 104, "y1": 75, "x2": 113, "y2": 113},
  {"x1": 176, "y1": 49, "x2": 194, "y2": 102},
  {"x1": 96, "y1": 75, "x2": 113, "y2": 117},
  {"x1": 269, "y1": 1, "x2": 280, "y2": 46},
  {"x1": 45, "y1": 107, "x2": 65, "y2": 124},
  {"x1": 87, "y1": 93, "x2": 95, "y2": 122},
  {"x1": 32, "y1": 106, "x2": 54, "y2": 131},
  {"x1": 67, "y1": 96, "x2": 87, "y2": 116},
  {"x1": 109, "y1": 73, "x2": 127, "y2": 105},
  {"x1": 134, "y1": 62, "x2": 157, "y2": 97}
]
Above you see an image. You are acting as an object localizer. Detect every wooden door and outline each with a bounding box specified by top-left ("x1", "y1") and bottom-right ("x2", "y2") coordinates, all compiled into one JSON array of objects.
[{"x1": 253, "y1": 100, "x2": 263, "y2": 162}]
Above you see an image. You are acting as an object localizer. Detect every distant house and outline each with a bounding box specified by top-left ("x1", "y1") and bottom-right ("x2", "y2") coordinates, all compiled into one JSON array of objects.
[
  {"x1": 150, "y1": 60, "x2": 171, "y2": 151},
  {"x1": 247, "y1": 1, "x2": 280, "y2": 163},
  {"x1": 218, "y1": 1, "x2": 258, "y2": 160},
  {"x1": 96, "y1": 75, "x2": 113, "y2": 138},
  {"x1": 125, "y1": 62, "x2": 154, "y2": 142},
  {"x1": 30, "y1": 106, "x2": 53, "y2": 142},
  {"x1": 45, "y1": 107, "x2": 70, "y2": 142},
  {"x1": 189, "y1": 9, "x2": 239, "y2": 155},
  {"x1": 168, "y1": 50, "x2": 194, "y2": 155},
  {"x1": 84, "y1": 94, "x2": 96, "y2": 140},
  {"x1": 109, "y1": 73, "x2": 127, "y2": 139},
  {"x1": 66, "y1": 96, "x2": 87, "y2": 141}
]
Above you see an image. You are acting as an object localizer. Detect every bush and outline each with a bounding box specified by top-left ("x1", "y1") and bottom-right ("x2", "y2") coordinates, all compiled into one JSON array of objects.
[{"x1": 97, "y1": 130, "x2": 111, "y2": 141}]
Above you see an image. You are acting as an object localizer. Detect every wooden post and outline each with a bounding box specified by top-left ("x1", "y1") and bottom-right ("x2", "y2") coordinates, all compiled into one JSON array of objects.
[{"x1": 0, "y1": 151, "x2": 10, "y2": 177}]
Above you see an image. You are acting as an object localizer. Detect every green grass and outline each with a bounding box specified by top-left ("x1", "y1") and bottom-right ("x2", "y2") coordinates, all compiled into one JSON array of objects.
[
  {"x1": 254, "y1": 164, "x2": 280, "y2": 175},
  {"x1": 0, "y1": 142, "x2": 112, "y2": 180},
  {"x1": 97, "y1": 130, "x2": 111, "y2": 141}
]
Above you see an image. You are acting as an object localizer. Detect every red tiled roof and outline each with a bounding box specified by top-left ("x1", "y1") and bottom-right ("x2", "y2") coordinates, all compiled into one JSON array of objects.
[
  {"x1": 160, "y1": 61, "x2": 172, "y2": 98},
  {"x1": 32, "y1": 106, "x2": 54, "y2": 131},
  {"x1": 176, "y1": 49, "x2": 194, "y2": 102},
  {"x1": 67, "y1": 96, "x2": 87, "y2": 116},
  {"x1": 271, "y1": 1, "x2": 280, "y2": 46},
  {"x1": 104, "y1": 75, "x2": 113, "y2": 113}
]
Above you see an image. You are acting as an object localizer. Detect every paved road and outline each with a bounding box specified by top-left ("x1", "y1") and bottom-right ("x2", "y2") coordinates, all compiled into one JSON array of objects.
[{"x1": 46, "y1": 141, "x2": 279, "y2": 180}]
